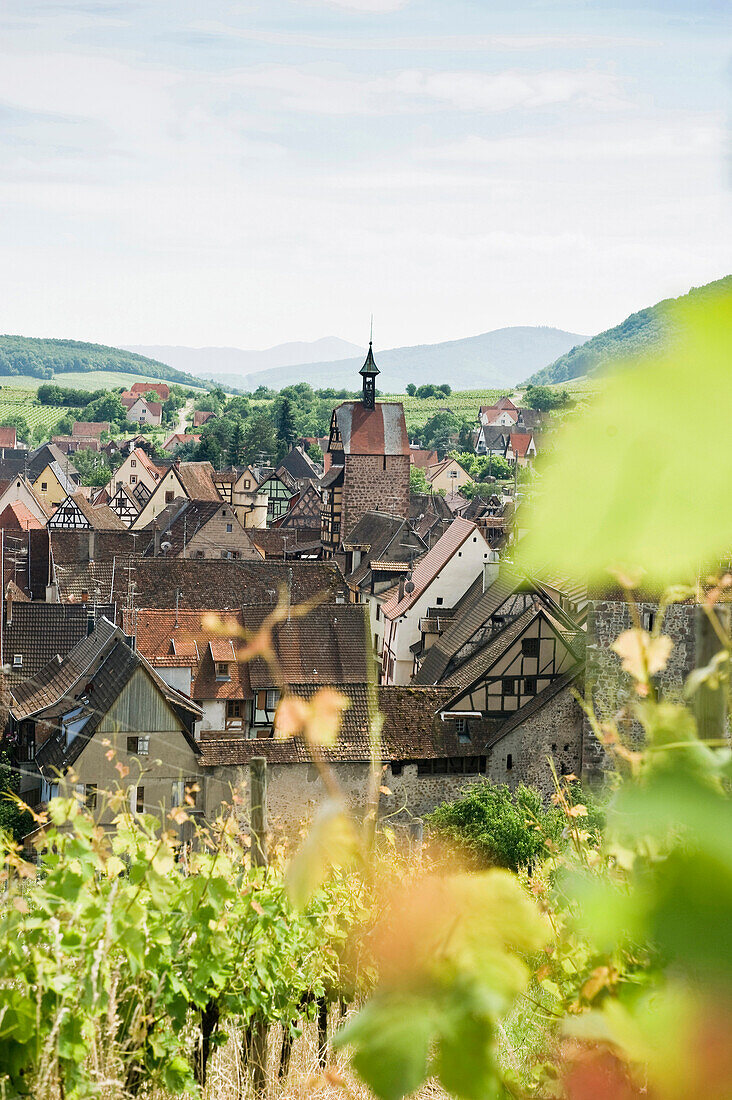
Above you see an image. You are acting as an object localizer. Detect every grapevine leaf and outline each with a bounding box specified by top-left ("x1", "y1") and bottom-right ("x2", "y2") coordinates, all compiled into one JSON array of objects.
[{"x1": 334, "y1": 994, "x2": 432, "y2": 1100}]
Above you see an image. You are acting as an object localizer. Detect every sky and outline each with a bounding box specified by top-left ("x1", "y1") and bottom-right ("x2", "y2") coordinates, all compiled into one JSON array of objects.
[{"x1": 0, "y1": 0, "x2": 729, "y2": 351}]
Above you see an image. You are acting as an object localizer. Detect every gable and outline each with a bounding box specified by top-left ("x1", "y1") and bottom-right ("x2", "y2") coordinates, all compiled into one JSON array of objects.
[{"x1": 98, "y1": 665, "x2": 186, "y2": 733}]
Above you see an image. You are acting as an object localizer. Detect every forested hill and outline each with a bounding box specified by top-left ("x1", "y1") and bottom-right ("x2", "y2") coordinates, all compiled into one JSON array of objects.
[
  {"x1": 527, "y1": 275, "x2": 731, "y2": 386},
  {"x1": 0, "y1": 335, "x2": 212, "y2": 388}
]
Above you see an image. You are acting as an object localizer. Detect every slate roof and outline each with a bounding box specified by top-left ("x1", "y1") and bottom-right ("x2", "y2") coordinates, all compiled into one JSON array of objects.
[
  {"x1": 3, "y1": 603, "x2": 92, "y2": 685},
  {"x1": 243, "y1": 601, "x2": 369, "y2": 689},
  {"x1": 332, "y1": 402, "x2": 409, "y2": 457},
  {"x1": 89, "y1": 558, "x2": 349, "y2": 610},
  {"x1": 277, "y1": 446, "x2": 320, "y2": 482},
  {"x1": 248, "y1": 528, "x2": 322, "y2": 559},
  {"x1": 343, "y1": 511, "x2": 426, "y2": 590},
  {"x1": 46, "y1": 462, "x2": 79, "y2": 496},
  {"x1": 29, "y1": 444, "x2": 79, "y2": 485},
  {"x1": 382, "y1": 517, "x2": 478, "y2": 620},
  {"x1": 413, "y1": 569, "x2": 526, "y2": 685},
  {"x1": 478, "y1": 426, "x2": 510, "y2": 451}
]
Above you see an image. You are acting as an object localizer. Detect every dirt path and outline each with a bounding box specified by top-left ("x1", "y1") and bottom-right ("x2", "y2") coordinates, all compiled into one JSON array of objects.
[{"x1": 174, "y1": 397, "x2": 195, "y2": 434}]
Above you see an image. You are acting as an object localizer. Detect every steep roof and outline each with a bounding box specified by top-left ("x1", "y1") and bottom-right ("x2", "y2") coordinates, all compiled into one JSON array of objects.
[
  {"x1": 130, "y1": 381, "x2": 170, "y2": 399},
  {"x1": 3, "y1": 603, "x2": 92, "y2": 685},
  {"x1": 70, "y1": 492, "x2": 127, "y2": 530},
  {"x1": 382, "y1": 517, "x2": 479, "y2": 620},
  {"x1": 409, "y1": 449, "x2": 438, "y2": 469},
  {"x1": 277, "y1": 446, "x2": 320, "y2": 482},
  {"x1": 0, "y1": 427, "x2": 17, "y2": 448},
  {"x1": 0, "y1": 501, "x2": 45, "y2": 531},
  {"x1": 175, "y1": 461, "x2": 220, "y2": 500},
  {"x1": 413, "y1": 568, "x2": 526, "y2": 685},
  {"x1": 125, "y1": 607, "x2": 249, "y2": 702},
  {"x1": 140, "y1": 499, "x2": 247, "y2": 556},
  {"x1": 509, "y1": 432, "x2": 534, "y2": 458},
  {"x1": 244, "y1": 601, "x2": 370, "y2": 689},
  {"x1": 332, "y1": 402, "x2": 409, "y2": 457}
]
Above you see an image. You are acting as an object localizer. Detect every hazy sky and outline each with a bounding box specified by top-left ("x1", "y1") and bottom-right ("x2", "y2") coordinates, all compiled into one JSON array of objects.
[{"x1": 0, "y1": 0, "x2": 729, "y2": 351}]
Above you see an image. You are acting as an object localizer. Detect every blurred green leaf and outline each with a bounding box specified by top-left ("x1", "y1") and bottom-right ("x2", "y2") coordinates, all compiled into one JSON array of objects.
[
  {"x1": 518, "y1": 287, "x2": 732, "y2": 583},
  {"x1": 285, "y1": 800, "x2": 359, "y2": 907},
  {"x1": 335, "y1": 994, "x2": 433, "y2": 1100}
]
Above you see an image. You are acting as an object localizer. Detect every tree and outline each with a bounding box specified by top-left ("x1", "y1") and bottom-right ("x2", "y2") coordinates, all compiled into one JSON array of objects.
[
  {"x1": 406, "y1": 383, "x2": 417, "y2": 396},
  {"x1": 275, "y1": 396, "x2": 297, "y2": 454},
  {"x1": 79, "y1": 393, "x2": 126, "y2": 425},
  {"x1": 244, "y1": 412, "x2": 277, "y2": 466},
  {"x1": 438, "y1": 384, "x2": 452, "y2": 396},
  {"x1": 71, "y1": 448, "x2": 112, "y2": 487},
  {"x1": 1, "y1": 414, "x2": 29, "y2": 444},
  {"x1": 409, "y1": 465, "x2": 430, "y2": 493},
  {"x1": 227, "y1": 421, "x2": 244, "y2": 467},
  {"x1": 421, "y1": 411, "x2": 460, "y2": 458},
  {"x1": 523, "y1": 384, "x2": 570, "y2": 411},
  {"x1": 55, "y1": 414, "x2": 74, "y2": 435},
  {"x1": 307, "y1": 442, "x2": 323, "y2": 466}
]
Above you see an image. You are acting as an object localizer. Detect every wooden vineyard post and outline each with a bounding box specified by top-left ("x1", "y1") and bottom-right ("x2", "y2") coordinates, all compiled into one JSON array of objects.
[
  {"x1": 693, "y1": 604, "x2": 730, "y2": 741},
  {"x1": 249, "y1": 757, "x2": 269, "y2": 1097}
]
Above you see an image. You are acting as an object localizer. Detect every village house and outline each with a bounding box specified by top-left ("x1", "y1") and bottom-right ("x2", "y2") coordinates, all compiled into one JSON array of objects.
[
  {"x1": 130, "y1": 381, "x2": 170, "y2": 402},
  {"x1": 106, "y1": 446, "x2": 162, "y2": 499},
  {"x1": 47, "y1": 492, "x2": 126, "y2": 532},
  {"x1": 257, "y1": 467, "x2": 298, "y2": 524},
  {"x1": 107, "y1": 484, "x2": 141, "y2": 527},
  {"x1": 0, "y1": 426, "x2": 18, "y2": 449},
  {"x1": 131, "y1": 461, "x2": 220, "y2": 529},
  {"x1": 193, "y1": 410, "x2": 216, "y2": 429},
  {"x1": 426, "y1": 456, "x2": 474, "y2": 494},
  {"x1": 31, "y1": 459, "x2": 79, "y2": 513},
  {"x1": 163, "y1": 432, "x2": 201, "y2": 453},
  {"x1": 141, "y1": 498, "x2": 258, "y2": 560},
  {"x1": 0, "y1": 475, "x2": 50, "y2": 528},
  {"x1": 274, "y1": 482, "x2": 322, "y2": 531},
  {"x1": 505, "y1": 431, "x2": 537, "y2": 466},
  {"x1": 321, "y1": 345, "x2": 410, "y2": 554},
  {"x1": 6, "y1": 618, "x2": 204, "y2": 821},
  {"x1": 380, "y1": 517, "x2": 497, "y2": 686},
  {"x1": 125, "y1": 396, "x2": 162, "y2": 427},
  {"x1": 212, "y1": 467, "x2": 269, "y2": 528}
]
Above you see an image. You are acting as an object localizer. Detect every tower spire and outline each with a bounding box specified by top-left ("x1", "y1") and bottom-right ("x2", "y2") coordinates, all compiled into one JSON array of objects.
[{"x1": 359, "y1": 326, "x2": 379, "y2": 410}]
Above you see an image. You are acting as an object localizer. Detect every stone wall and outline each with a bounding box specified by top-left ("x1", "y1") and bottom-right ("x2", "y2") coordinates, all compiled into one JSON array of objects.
[
  {"x1": 202, "y1": 683, "x2": 585, "y2": 835},
  {"x1": 583, "y1": 598, "x2": 696, "y2": 776},
  {"x1": 342, "y1": 454, "x2": 410, "y2": 539}
]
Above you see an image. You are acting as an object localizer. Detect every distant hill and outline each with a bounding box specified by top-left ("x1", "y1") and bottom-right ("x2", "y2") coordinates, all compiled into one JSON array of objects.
[
  {"x1": 526, "y1": 276, "x2": 732, "y2": 386},
  {"x1": 122, "y1": 337, "x2": 363, "y2": 386},
  {"x1": 0, "y1": 335, "x2": 213, "y2": 389},
  {"x1": 164, "y1": 327, "x2": 585, "y2": 392}
]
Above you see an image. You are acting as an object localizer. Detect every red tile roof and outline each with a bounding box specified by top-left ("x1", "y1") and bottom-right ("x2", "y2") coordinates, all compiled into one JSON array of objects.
[
  {"x1": 509, "y1": 432, "x2": 533, "y2": 458},
  {"x1": 332, "y1": 402, "x2": 409, "y2": 456},
  {"x1": 72, "y1": 422, "x2": 109, "y2": 438},
  {"x1": 382, "y1": 517, "x2": 478, "y2": 620},
  {"x1": 410, "y1": 448, "x2": 438, "y2": 468},
  {"x1": 125, "y1": 608, "x2": 248, "y2": 702},
  {"x1": 130, "y1": 381, "x2": 170, "y2": 400},
  {"x1": 0, "y1": 501, "x2": 45, "y2": 531},
  {"x1": 0, "y1": 426, "x2": 18, "y2": 448}
]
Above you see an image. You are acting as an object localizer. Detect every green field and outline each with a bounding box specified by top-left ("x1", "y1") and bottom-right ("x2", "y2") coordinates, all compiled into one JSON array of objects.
[
  {"x1": 0, "y1": 371, "x2": 206, "y2": 393},
  {"x1": 387, "y1": 388, "x2": 507, "y2": 431},
  {"x1": 0, "y1": 388, "x2": 75, "y2": 432}
]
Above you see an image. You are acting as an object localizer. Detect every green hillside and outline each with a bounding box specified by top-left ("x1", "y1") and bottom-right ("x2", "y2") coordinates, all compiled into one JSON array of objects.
[
  {"x1": 527, "y1": 275, "x2": 731, "y2": 386},
  {"x1": 0, "y1": 335, "x2": 214, "y2": 390}
]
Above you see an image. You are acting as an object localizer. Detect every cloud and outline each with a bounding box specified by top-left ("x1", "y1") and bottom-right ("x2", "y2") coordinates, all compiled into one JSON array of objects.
[
  {"x1": 222, "y1": 64, "x2": 627, "y2": 116},
  {"x1": 317, "y1": 0, "x2": 410, "y2": 9}
]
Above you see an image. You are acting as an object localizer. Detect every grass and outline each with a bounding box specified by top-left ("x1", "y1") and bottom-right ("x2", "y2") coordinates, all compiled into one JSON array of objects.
[{"x1": 0, "y1": 371, "x2": 207, "y2": 393}]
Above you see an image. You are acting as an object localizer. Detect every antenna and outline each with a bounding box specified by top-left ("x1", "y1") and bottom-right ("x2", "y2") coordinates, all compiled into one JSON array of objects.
[{"x1": 370, "y1": 314, "x2": 373, "y2": 345}]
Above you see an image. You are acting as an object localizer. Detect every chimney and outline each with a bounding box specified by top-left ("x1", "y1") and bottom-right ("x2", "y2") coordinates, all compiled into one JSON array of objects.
[
  {"x1": 398, "y1": 576, "x2": 405, "y2": 602},
  {"x1": 154, "y1": 525, "x2": 161, "y2": 556},
  {"x1": 6, "y1": 585, "x2": 12, "y2": 626},
  {"x1": 483, "y1": 553, "x2": 499, "y2": 592},
  {"x1": 87, "y1": 529, "x2": 96, "y2": 562}
]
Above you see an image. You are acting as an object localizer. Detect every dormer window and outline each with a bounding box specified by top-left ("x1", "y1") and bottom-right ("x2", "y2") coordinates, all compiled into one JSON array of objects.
[
  {"x1": 216, "y1": 661, "x2": 230, "y2": 681},
  {"x1": 12, "y1": 654, "x2": 22, "y2": 668}
]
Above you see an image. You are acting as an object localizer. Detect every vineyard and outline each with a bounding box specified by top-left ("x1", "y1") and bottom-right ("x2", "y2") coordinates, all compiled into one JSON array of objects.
[
  {"x1": 384, "y1": 388, "x2": 507, "y2": 432},
  {"x1": 0, "y1": 387, "x2": 75, "y2": 432}
]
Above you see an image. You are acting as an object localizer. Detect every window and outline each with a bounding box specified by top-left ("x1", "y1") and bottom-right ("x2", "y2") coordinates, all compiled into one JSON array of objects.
[
  {"x1": 524, "y1": 677, "x2": 537, "y2": 694},
  {"x1": 449, "y1": 469, "x2": 458, "y2": 478},
  {"x1": 641, "y1": 609, "x2": 655, "y2": 631},
  {"x1": 244, "y1": 479, "x2": 251, "y2": 488},
  {"x1": 41, "y1": 482, "x2": 47, "y2": 492},
  {"x1": 266, "y1": 688, "x2": 279, "y2": 710},
  {"x1": 226, "y1": 699, "x2": 242, "y2": 718},
  {"x1": 226, "y1": 523, "x2": 233, "y2": 533},
  {"x1": 77, "y1": 784, "x2": 97, "y2": 810},
  {"x1": 12, "y1": 654, "x2": 22, "y2": 668},
  {"x1": 506, "y1": 754, "x2": 513, "y2": 770},
  {"x1": 130, "y1": 459, "x2": 137, "y2": 467},
  {"x1": 391, "y1": 762, "x2": 403, "y2": 776},
  {"x1": 196, "y1": 550, "x2": 204, "y2": 558},
  {"x1": 130, "y1": 785, "x2": 144, "y2": 814},
  {"x1": 375, "y1": 604, "x2": 380, "y2": 621},
  {"x1": 130, "y1": 475, "x2": 137, "y2": 484},
  {"x1": 127, "y1": 735, "x2": 150, "y2": 755},
  {"x1": 216, "y1": 662, "x2": 230, "y2": 680},
  {"x1": 522, "y1": 637, "x2": 539, "y2": 658},
  {"x1": 165, "y1": 491, "x2": 174, "y2": 503},
  {"x1": 503, "y1": 678, "x2": 516, "y2": 696},
  {"x1": 436, "y1": 597, "x2": 443, "y2": 605}
]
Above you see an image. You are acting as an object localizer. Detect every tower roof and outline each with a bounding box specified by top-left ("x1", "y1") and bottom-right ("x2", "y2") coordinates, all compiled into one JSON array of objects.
[{"x1": 359, "y1": 342, "x2": 380, "y2": 377}]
